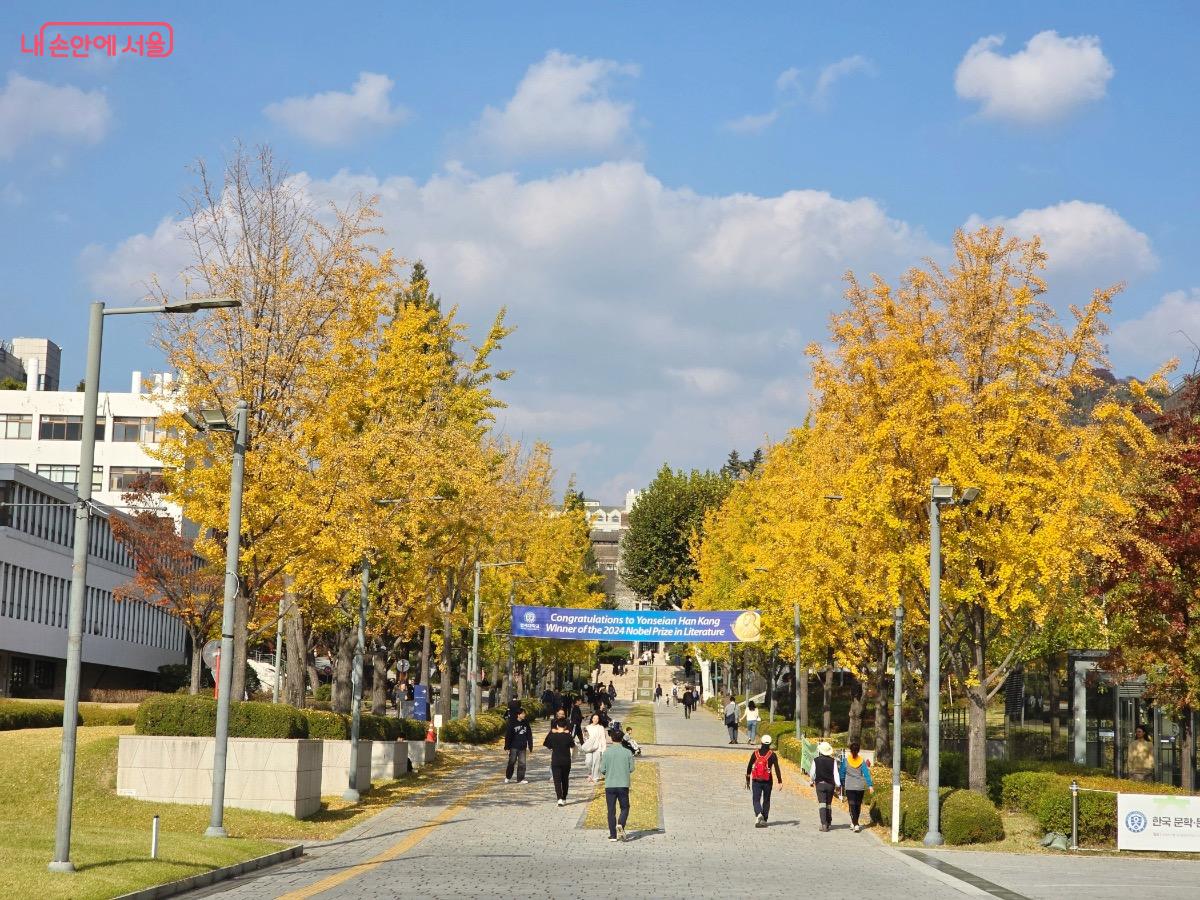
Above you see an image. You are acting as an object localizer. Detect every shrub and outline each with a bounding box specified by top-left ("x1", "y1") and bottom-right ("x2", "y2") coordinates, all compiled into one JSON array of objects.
[
  {"x1": 441, "y1": 712, "x2": 507, "y2": 744},
  {"x1": 1037, "y1": 786, "x2": 1116, "y2": 845},
  {"x1": 304, "y1": 709, "x2": 349, "y2": 739},
  {"x1": 314, "y1": 684, "x2": 332, "y2": 702},
  {"x1": 88, "y1": 688, "x2": 160, "y2": 704},
  {"x1": 1000, "y1": 771, "x2": 1061, "y2": 813},
  {"x1": 157, "y1": 663, "x2": 190, "y2": 693},
  {"x1": 941, "y1": 790, "x2": 1004, "y2": 845},
  {"x1": 79, "y1": 702, "x2": 138, "y2": 725},
  {"x1": 0, "y1": 699, "x2": 76, "y2": 730},
  {"x1": 135, "y1": 694, "x2": 306, "y2": 738}
]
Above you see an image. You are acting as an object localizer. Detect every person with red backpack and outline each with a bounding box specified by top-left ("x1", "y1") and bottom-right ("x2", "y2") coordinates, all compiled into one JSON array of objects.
[{"x1": 744, "y1": 734, "x2": 783, "y2": 827}]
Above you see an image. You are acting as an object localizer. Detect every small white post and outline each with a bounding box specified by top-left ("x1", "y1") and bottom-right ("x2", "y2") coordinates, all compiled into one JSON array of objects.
[{"x1": 151, "y1": 815, "x2": 160, "y2": 859}]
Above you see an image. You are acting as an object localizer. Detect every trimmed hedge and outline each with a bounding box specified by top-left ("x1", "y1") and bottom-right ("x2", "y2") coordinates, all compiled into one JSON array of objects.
[
  {"x1": 0, "y1": 699, "x2": 77, "y2": 730},
  {"x1": 942, "y1": 789, "x2": 1004, "y2": 844},
  {"x1": 136, "y1": 695, "x2": 308, "y2": 738}
]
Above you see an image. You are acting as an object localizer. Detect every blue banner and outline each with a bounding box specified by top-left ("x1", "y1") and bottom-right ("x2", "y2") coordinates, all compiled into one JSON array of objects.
[
  {"x1": 511, "y1": 605, "x2": 762, "y2": 643},
  {"x1": 412, "y1": 684, "x2": 429, "y2": 720}
]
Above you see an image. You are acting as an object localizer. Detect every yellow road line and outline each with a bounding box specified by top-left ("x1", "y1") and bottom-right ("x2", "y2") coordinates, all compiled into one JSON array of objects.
[{"x1": 276, "y1": 777, "x2": 500, "y2": 900}]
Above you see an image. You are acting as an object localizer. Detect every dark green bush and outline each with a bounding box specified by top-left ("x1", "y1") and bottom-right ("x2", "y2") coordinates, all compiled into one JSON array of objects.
[
  {"x1": 304, "y1": 709, "x2": 349, "y2": 739},
  {"x1": 135, "y1": 695, "x2": 306, "y2": 738},
  {"x1": 441, "y1": 712, "x2": 506, "y2": 744},
  {"x1": 314, "y1": 684, "x2": 332, "y2": 702},
  {"x1": 157, "y1": 663, "x2": 190, "y2": 693},
  {"x1": 79, "y1": 702, "x2": 137, "y2": 725},
  {"x1": 941, "y1": 790, "x2": 1004, "y2": 845},
  {"x1": 1000, "y1": 771, "x2": 1061, "y2": 812},
  {"x1": 0, "y1": 699, "x2": 75, "y2": 730},
  {"x1": 1037, "y1": 787, "x2": 1116, "y2": 845}
]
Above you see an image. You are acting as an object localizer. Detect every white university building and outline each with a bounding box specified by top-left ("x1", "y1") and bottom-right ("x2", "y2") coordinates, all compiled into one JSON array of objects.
[{"x1": 0, "y1": 342, "x2": 186, "y2": 699}]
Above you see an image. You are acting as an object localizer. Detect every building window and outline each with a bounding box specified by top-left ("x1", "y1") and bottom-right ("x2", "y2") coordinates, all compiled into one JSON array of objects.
[
  {"x1": 32, "y1": 659, "x2": 55, "y2": 690},
  {"x1": 35, "y1": 464, "x2": 103, "y2": 492},
  {"x1": 8, "y1": 656, "x2": 29, "y2": 695},
  {"x1": 0, "y1": 413, "x2": 31, "y2": 439},
  {"x1": 38, "y1": 415, "x2": 106, "y2": 441},
  {"x1": 109, "y1": 466, "x2": 163, "y2": 492},
  {"x1": 112, "y1": 416, "x2": 165, "y2": 443}
]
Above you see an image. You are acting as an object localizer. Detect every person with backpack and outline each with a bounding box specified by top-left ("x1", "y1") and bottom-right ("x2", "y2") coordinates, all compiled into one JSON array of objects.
[
  {"x1": 503, "y1": 708, "x2": 533, "y2": 784},
  {"x1": 543, "y1": 718, "x2": 575, "y2": 806},
  {"x1": 838, "y1": 740, "x2": 874, "y2": 832},
  {"x1": 745, "y1": 734, "x2": 783, "y2": 827},
  {"x1": 808, "y1": 740, "x2": 841, "y2": 831},
  {"x1": 681, "y1": 686, "x2": 694, "y2": 719},
  {"x1": 723, "y1": 695, "x2": 739, "y2": 744}
]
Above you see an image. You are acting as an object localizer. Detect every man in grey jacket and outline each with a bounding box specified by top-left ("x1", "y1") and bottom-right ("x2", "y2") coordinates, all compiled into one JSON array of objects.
[
  {"x1": 724, "y1": 695, "x2": 739, "y2": 744},
  {"x1": 600, "y1": 729, "x2": 636, "y2": 841}
]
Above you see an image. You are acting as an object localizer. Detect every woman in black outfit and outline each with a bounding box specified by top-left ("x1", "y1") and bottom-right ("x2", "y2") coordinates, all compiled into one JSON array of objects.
[{"x1": 543, "y1": 719, "x2": 576, "y2": 806}]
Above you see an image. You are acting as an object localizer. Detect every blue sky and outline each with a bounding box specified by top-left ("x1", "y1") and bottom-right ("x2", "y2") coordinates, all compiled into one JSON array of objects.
[{"x1": 2, "y1": 2, "x2": 1198, "y2": 501}]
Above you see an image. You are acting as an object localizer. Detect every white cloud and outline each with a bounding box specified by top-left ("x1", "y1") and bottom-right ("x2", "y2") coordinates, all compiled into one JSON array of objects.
[
  {"x1": 726, "y1": 55, "x2": 874, "y2": 133},
  {"x1": 86, "y1": 161, "x2": 936, "y2": 495},
  {"x1": 955, "y1": 31, "x2": 1113, "y2": 124},
  {"x1": 1109, "y1": 289, "x2": 1200, "y2": 375},
  {"x1": 475, "y1": 51, "x2": 638, "y2": 158},
  {"x1": 966, "y1": 201, "x2": 1155, "y2": 291},
  {"x1": 264, "y1": 72, "x2": 408, "y2": 145},
  {"x1": 80, "y1": 216, "x2": 191, "y2": 300},
  {"x1": 0, "y1": 74, "x2": 110, "y2": 158}
]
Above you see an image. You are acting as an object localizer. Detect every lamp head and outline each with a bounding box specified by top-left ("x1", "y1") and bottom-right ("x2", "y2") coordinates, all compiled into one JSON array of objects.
[
  {"x1": 163, "y1": 297, "x2": 242, "y2": 314},
  {"x1": 959, "y1": 487, "x2": 981, "y2": 506},
  {"x1": 931, "y1": 481, "x2": 956, "y2": 503}
]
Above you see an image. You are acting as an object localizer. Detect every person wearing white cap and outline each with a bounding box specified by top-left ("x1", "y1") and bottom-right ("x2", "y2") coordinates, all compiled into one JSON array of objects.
[
  {"x1": 745, "y1": 734, "x2": 783, "y2": 827},
  {"x1": 808, "y1": 740, "x2": 841, "y2": 831}
]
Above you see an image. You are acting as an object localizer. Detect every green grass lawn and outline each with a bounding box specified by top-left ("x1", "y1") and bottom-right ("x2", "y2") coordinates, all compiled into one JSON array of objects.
[
  {"x1": 621, "y1": 703, "x2": 656, "y2": 744},
  {"x1": 583, "y1": 760, "x2": 660, "y2": 832},
  {"x1": 0, "y1": 725, "x2": 469, "y2": 899}
]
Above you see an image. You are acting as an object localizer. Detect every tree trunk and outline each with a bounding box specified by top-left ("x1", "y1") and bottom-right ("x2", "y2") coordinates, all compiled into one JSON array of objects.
[
  {"x1": 489, "y1": 660, "x2": 499, "y2": 709},
  {"x1": 440, "y1": 608, "x2": 454, "y2": 722},
  {"x1": 847, "y1": 677, "x2": 864, "y2": 744},
  {"x1": 799, "y1": 667, "x2": 808, "y2": 733},
  {"x1": 332, "y1": 627, "x2": 355, "y2": 714},
  {"x1": 875, "y1": 640, "x2": 891, "y2": 765},
  {"x1": 966, "y1": 684, "x2": 988, "y2": 793},
  {"x1": 822, "y1": 653, "x2": 834, "y2": 737},
  {"x1": 1047, "y1": 653, "x2": 1062, "y2": 752},
  {"x1": 231, "y1": 591, "x2": 248, "y2": 700},
  {"x1": 419, "y1": 624, "x2": 431, "y2": 689},
  {"x1": 284, "y1": 594, "x2": 307, "y2": 707},
  {"x1": 1181, "y1": 709, "x2": 1195, "y2": 792},
  {"x1": 189, "y1": 635, "x2": 203, "y2": 694},
  {"x1": 371, "y1": 647, "x2": 387, "y2": 715},
  {"x1": 457, "y1": 647, "x2": 469, "y2": 719}
]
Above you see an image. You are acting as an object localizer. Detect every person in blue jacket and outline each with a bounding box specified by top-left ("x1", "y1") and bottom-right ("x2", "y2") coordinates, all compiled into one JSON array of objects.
[{"x1": 837, "y1": 740, "x2": 874, "y2": 832}]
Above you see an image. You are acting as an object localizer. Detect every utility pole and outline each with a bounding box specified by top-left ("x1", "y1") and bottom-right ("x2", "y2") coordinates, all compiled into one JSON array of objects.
[{"x1": 892, "y1": 603, "x2": 904, "y2": 844}]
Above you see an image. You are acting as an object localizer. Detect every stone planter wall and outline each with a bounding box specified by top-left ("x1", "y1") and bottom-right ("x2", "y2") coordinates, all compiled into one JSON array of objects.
[
  {"x1": 370, "y1": 740, "x2": 410, "y2": 779},
  {"x1": 408, "y1": 739, "x2": 437, "y2": 770},
  {"x1": 116, "y1": 735, "x2": 322, "y2": 817},
  {"x1": 320, "y1": 740, "x2": 374, "y2": 796}
]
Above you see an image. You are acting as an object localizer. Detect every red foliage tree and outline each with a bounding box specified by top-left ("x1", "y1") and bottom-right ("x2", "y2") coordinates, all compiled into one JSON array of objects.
[
  {"x1": 1104, "y1": 378, "x2": 1200, "y2": 790},
  {"x1": 109, "y1": 480, "x2": 223, "y2": 693}
]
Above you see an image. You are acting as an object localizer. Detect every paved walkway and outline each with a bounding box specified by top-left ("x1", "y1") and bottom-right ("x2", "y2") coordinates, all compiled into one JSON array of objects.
[{"x1": 189, "y1": 703, "x2": 1200, "y2": 899}]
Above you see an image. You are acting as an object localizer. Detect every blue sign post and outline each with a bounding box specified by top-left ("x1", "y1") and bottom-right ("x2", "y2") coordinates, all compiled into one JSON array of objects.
[
  {"x1": 511, "y1": 606, "x2": 762, "y2": 643},
  {"x1": 412, "y1": 684, "x2": 429, "y2": 721}
]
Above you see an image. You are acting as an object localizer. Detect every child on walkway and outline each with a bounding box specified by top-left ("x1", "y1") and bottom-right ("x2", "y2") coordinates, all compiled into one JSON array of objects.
[
  {"x1": 745, "y1": 734, "x2": 783, "y2": 827},
  {"x1": 543, "y1": 719, "x2": 576, "y2": 806},
  {"x1": 600, "y1": 728, "x2": 636, "y2": 842},
  {"x1": 808, "y1": 740, "x2": 841, "y2": 831},
  {"x1": 837, "y1": 740, "x2": 874, "y2": 832},
  {"x1": 504, "y1": 708, "x2": 533, "y2": 784}
]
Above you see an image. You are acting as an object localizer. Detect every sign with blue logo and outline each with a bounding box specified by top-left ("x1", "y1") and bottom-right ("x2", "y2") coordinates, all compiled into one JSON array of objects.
[
  {"x1": 412, "y1": 683, "x2": 429, "y2": 721},
  {"x1": 1117, "y1": 793, "x2": 1200, "y2": 851},
  {"x1": 510, "y1": 605, "x2": 762, "y2": 643}
]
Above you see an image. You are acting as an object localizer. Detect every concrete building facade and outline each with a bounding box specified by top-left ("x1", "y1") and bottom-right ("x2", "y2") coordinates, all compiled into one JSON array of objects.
[{"x1": 583, "y1": 490, "x2": 640, "y2": 610}]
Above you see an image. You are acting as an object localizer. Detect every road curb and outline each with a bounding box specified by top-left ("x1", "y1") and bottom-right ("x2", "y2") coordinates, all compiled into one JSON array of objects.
[{"x1": 113, "y1": 844, "x2": 303, "y2": 900}]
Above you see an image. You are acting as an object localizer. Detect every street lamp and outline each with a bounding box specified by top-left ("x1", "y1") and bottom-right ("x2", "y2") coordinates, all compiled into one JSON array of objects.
[
  {"x1": 471, "y1": 560, "x2": 522, "y2": 726},
  {"x1": 343, "y1": 495, "x2": 444, "y2": 803},
  {"x1": 891, "y1": 603, "x2": 905, "y2": 844},
  {"x1": 49, "y1": 297, "x2": 240, "y2": 872},
  {"x1": 924, "y1": 477, "x2": 979, "y2": 848},
  {"x1": 186, "y1": 402, "x2": 249, "y2": 839}
]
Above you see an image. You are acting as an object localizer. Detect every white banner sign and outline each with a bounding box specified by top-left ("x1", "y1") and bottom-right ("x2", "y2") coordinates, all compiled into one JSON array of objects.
[{"x1": 1118, "y1": 793, "x2": 1200, "y2": 852}]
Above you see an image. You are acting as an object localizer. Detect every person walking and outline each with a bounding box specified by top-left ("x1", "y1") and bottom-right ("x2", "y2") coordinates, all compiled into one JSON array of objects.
[
  {"x1": 838, "y1": 740, "x2": 874, "y2": 832},
  {"x1": 601, "y1": 727, "x2": 636, "y2": 842},
  {"x1": 543, "y1": 719, "x2": 575, "y2": 806},
  {"x1": 724, "y1": 695, "x2": 739, "y2": 744},
  {"x1": 1128, "y1": 724, "x2": 1155, "y2": 782},
  {"x1": 570, "y1": 696, "x2": 585, "y2": 745},
  {"x1": 607, "y1": 681, "x2": 617, "y2": 704},
  {"x1": 582, "y1": 713, "x2": 607, "y2": 782},
  {"x1": 504, "y1": 708, "x2": 533, "y2": 784},
  {"x1": 742, "y1": 700, "x2": 761, "y2": 744},
  {"x1": 745, "y1": 734, "x2": 783, "y2": 827},
  {"x1": 654, "y1": 683, "x2": 663, "y2": 703},
  {"x1": 671, "y1": 685, "x2": 679, "y2": 707},
  {"x1": 682, "y1": 686, "x2": 694, "y2": 719},
  {"x1": 808, "y1": 740, "x2": 841, "y2": 831}
]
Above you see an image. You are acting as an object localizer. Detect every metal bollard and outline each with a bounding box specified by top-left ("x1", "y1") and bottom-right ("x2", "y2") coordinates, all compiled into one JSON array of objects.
[
  {"x1": 151, "y1": 815, "x2": 160, "y2": 859},
  {"x1": 1069, "y1": 780, "x2": 1079, "y2": 850}
]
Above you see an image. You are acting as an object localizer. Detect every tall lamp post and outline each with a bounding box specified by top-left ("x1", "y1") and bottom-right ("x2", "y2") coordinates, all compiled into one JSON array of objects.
[
  {"x1": 343, "y1": 495, "x2": 444, "y2": 803},
  {"x1": 891, "y1": 603, "x2": 905, "y2": 844},
  {"x1": 924, "y1": 478, "x2": 979, "y2": 848},
  {"x1": 794, "y1": 601, "x2": 802, "y2": 741},
  {"x1": 181, "y1": 403, "x2": 249, "y2": 839},
  {"x1": 49, "y1": 297, "x2": 239, "y2": 872},
  {"x1": 471, "y1": 559, "x2": 522, "y2": 726}
]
